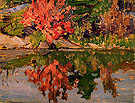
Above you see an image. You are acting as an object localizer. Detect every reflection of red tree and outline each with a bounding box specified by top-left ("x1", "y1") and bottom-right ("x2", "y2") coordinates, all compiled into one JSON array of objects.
[
  {"x1": 100, "y1": 62, "x2": 118, "y2": 98},
  {"x1": 25, "y1": 59, "x2": 72, "y2": 103}
]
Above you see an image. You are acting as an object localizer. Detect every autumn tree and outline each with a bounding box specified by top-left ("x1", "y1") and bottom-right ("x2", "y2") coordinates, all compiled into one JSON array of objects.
[{"x1": 21, "y1": 0, "x2": 74, "y2": 44}]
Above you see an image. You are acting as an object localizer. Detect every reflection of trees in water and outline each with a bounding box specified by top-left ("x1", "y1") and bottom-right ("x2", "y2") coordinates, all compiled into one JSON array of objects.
[
  {"x1": 118, "y1": 60, "x2": 135, "y2": 71},
  {"x1": 99, "y1": 59, "x2": 134, "y2": 98},
  {"x1": 99, "y1": 63, "x2": 118, "y2": 98},
  {"x1": 25, "y1": 59, "x2": 73, "y2": 103},
  {"x1": 0, "y1": 50, "x2": 134, "y2": 102},
  {"x1": 0, "y1": 68, "x2": 20, "y2": 86},
  {"x1": 75, "y1": 69, "x2": 100, "y2": 100},
  {"x1": 0, "y1": 69, "x2": 9, "y2": 86}
]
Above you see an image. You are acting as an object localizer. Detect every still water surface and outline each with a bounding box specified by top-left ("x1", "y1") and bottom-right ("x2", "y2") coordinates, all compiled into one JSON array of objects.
[{"x1": 0, "y1": 49, "x2": 134, "y2": 103}]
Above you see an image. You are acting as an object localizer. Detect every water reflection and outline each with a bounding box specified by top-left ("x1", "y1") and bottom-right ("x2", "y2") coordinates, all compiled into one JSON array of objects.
[
  {"x1": 0, "y1": 50, "x2": 134, "y2": 102},
  {"x1": 25, "y1": 60, "x2": 73, "y2": 103},
  {"x1": 99, "y1": 63, "x2": 118, "y2": 98}
]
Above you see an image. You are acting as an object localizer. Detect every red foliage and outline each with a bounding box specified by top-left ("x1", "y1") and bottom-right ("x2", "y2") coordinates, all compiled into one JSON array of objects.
[
  {"x1": 25, "y1": 59, "x2": 73, "y2": 102},
  {"x1": 21, "y1": 0, "x2": 74, "y2": 43}
]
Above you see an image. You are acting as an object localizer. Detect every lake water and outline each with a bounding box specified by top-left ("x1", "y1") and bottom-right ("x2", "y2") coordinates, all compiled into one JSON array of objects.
[{"x1": 0, "y1": 49, "x2": 134, "y2": 103}]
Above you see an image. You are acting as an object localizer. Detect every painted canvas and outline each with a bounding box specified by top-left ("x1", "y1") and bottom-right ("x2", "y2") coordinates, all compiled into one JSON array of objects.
[{"x1": 0, "y1": 0, "x2": 135, "y2": 103}]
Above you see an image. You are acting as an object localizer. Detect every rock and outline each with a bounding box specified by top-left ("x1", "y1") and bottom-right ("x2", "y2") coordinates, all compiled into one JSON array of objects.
[
  {"x1": 0, "y1": 35, "x2": 12, "y2": 45},
  {"x1": 88, "y1": 43, "x2": 99, "y2": 49},
  {"x1": 25, "y1": 44, "x2": 32, "y2": 48},
  {"x1": 84, "y1": 46, "x2": 90, "y2": 49},
  {"x1": 0, "y1": 35, "x2": 27, "y2": 49},
  {"x1": 11, "y1": 36, "x2": 25, "y2": 47},
  {"x1": 24, "y1": 37, "x2": 32, "y2": 48},
  {"x1": 24, "y1": 37, "x2": 31, "y2": 44},
  {"x1": 38, "y1": 42, "x2": 49, "y2": 49},
  {"x1": 119, "y1": 46, "x2": 126, "y2": 50},
  {"x1": 4, "y1": 43, "x2": 14, "y2": 49},
  {"x1": 53, "y1": 39, "x2": 81, "y2": 48},
  {"x1": 106, "y1": 46, "x2": 113, "y2": 50}
]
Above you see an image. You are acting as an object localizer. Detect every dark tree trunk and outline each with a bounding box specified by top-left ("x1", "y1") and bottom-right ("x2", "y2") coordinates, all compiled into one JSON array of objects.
[{"x1": 118, "y1": 0, "x2": 124, "y2": 11}]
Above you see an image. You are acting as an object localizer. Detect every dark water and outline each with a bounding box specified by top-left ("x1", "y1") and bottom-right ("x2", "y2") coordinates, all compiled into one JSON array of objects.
[{"x1": 0, "y1": 49, "x2": 134, "y2": 103}]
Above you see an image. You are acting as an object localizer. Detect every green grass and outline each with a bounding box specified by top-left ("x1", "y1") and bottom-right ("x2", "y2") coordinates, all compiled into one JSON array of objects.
[{"x1": 69, "y1": 29, "x2": 135, "y2": 49}]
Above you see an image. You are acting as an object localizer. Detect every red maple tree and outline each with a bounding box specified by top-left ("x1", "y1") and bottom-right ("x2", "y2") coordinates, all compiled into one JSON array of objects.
[{"x1": 21, "y1": 0, "x2": 74, "y2": 43}]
